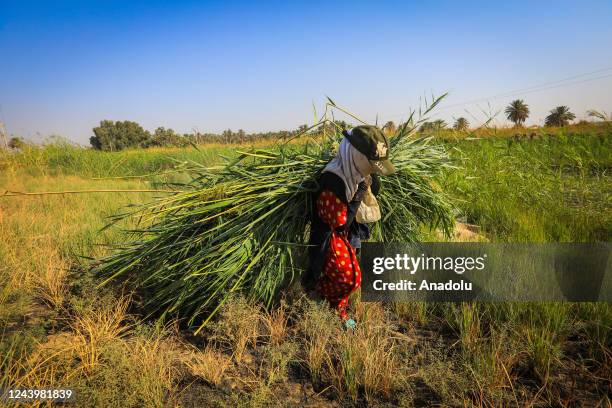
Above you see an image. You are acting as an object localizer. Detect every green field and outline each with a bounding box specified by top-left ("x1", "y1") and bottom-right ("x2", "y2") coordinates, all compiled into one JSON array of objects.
[{"x1": 1, "y1": 124, "x2": 610, "y2": 406}]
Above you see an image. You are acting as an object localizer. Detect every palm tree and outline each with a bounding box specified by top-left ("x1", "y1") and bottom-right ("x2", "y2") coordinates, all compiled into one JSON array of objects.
[
  {"x1": 545, "y1": 106, "x2": 575, "y2": 127},
  {"x1": 382, "y1": 121, "x2": 396, "y2": 135},
  {"x1": 419, "y1": 121, "x2": 433, "y2": 132},
  {"x1": 419, "y1": 120, "x2": 447, "y2": 133},
  {"x1": 587, "y1": 110, "x2": 609, "y2": 121},
  {"x1": 453, "y1": 117, "x2": 469, "y2": 131},
  {"x1": 505, "y1": 99, "x2": 530, "y2": 127},
  {"x1": 433, "y1": 119, "x2": 447, "y2": 129}
]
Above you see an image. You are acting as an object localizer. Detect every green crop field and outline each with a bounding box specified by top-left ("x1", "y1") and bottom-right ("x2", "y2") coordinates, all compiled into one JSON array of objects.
[{"x1": 1, "y1": 123, "x2": 610, "y2": 407}]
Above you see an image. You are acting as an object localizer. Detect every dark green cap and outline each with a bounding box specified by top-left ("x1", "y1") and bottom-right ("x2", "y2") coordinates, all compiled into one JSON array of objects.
[{"x1": 342, "y1": 125, "x2": 396, "y2": 175}]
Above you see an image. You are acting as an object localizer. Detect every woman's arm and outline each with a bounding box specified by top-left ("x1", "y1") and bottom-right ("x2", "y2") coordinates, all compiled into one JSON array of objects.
[
  {"x1": 339, "y1": 176, "x2": 371, "y2": 232},
  {"x1": 371, "y1": 174, "x2": 380, "y2": 196}
]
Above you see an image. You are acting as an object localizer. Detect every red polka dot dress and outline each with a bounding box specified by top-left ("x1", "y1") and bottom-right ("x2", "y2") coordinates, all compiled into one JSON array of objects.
[{"x1": 315, "y1": 189, "x2": 361, "y2": 319}]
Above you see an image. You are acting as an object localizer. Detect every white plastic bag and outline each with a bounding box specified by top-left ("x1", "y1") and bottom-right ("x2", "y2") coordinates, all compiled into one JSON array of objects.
[{"x1": 356, "y1": 187, "x2": 381, "y2": 224}]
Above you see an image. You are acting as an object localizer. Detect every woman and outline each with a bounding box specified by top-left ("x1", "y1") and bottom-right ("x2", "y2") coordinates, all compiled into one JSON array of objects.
[{"x1": 303, "y1": 125, "x2": 395, "y2": 329}]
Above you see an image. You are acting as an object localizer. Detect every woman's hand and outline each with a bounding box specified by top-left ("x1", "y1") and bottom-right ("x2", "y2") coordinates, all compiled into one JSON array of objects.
[{"x1": 334, "y1": 224, "x2": 349, "y2": 237}]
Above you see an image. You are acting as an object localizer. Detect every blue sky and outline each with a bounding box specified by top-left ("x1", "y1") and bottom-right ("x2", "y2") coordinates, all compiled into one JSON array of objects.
[{"x1": 1, "y1": 0, "x2": 611, "y2": 144}]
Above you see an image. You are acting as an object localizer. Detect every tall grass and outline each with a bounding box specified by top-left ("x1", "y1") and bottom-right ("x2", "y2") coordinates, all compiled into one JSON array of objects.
[
  {"x1": 441, "y1": 130, "x2": 612, "y2": 241},
  {"x1": 0, "y1": 143, "x2": 227, "y2": 179}
]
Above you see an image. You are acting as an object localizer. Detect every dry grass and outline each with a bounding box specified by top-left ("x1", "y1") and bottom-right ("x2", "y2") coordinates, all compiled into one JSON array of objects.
[
  {"x1": 466, "y1": 330, "x2": 523, "y2": 406},
  {"x1": 296, "y1": 300, "x2": 338, "y2": 384},
  {"x1": 0, "y1": 173, "x2": 152, "y2": 292},
  {"x1": 0, "y1": 173, "x2": 177, "y2": 407},
  {"x1": 70, "y1": 296, "x2": 132, "y2": 376},
  {"x1": 32, "y1": 255, "x2": 68, "y2": 309},
  {"x1": 297, "y1": 300, "x2": 403, "y2": 403},
  {"x1": 259, "y1": 341, "x2": 298, "y2": 385},
  {"x1": 208, "y1": 296, "x2": 261, "y2": 363},
  {"x1": 358, "y1": 331, "x2": 399, "y2": 401},
  {"x1": 331, "y1": 303, "x2": 401, "y2": 402},
  {"x1": 261, "y1": 300, "x2": 289, "y2": 346},
  {"x1": 392, "y1": 301, "x2": 428, "y2": 326},
  {"x1": 3, "y1": 302, "x2": 179, "y2": 407},
  {"x1": 523, "y1": 325, "x2": 562, "y2": 384},
  {"x1": 183, "y1": 345, "x2": 231, "y2": 386},
  {"x1": 452, "y1": 302, "x2": 482, "y2": 354},
  {"x1": 119, "y1": 335, "x2": 179, "y2": 407}
]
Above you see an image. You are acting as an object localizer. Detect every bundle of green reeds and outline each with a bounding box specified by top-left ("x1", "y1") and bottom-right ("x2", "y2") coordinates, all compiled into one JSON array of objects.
[{"x1": 94, "y1": 99, "x2": 455, "y2": 332}]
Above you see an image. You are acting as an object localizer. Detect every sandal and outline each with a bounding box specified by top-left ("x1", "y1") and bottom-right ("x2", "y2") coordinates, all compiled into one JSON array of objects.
[{"x1": 344, "y1": 317, "x2": 357, "y2": 330}]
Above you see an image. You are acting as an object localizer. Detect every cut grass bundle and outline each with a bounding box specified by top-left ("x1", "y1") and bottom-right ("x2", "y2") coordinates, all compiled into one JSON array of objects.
[{"x1": 94, "y1": 100, "x2": 455, "y2": 332}]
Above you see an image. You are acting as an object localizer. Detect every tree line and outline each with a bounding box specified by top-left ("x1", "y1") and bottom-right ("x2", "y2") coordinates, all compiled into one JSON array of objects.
[
  {"x1": 89, "y1": 121, "x2": 310, "y2": 151},
  {"x1": 416, "y1": 101, "x2": 589, "y2": 133},
  {"x1": 4, "y1": 103, "x2": 604, "y2": 151}
]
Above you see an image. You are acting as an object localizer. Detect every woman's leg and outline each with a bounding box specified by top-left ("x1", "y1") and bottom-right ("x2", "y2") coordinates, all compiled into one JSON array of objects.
[{"x1": 315, "y1": 190, "x2": 362, "y2": 319}]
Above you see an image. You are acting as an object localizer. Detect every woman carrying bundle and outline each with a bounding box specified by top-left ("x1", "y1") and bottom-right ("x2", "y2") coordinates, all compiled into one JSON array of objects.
[{"x1": 303, "y1": 125, "x2": 395, "y2": 329}]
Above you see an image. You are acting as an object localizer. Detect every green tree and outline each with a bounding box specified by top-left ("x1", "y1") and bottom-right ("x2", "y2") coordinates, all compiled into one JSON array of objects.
[
  {"x1": 90, "y1": 120, "x2": 151, "y2": 151},
  {"x1": 221, "y1": 129, "x2": 233, "y2": 144},
  {"x1": 419, "y1": 120, "x2": 446, "y2": 133},
  {"x1": 545, "y1": 106, "x2": 575, "y2": 127},
  {"x1": 237, "y1": 129, "x2": 246, "y2": 143},
  {"x1": 419, "y1": 121, "x2": 433, "y2": 132},
  {"x1": 142, "y1": 127, "x2": 188, "y2": 147},
  {"x1": 505, "y1": 99, "x2": 530, "y2": 127},
  {"x1": 334, "y1": 120, "x2": 349, "y2": 131},
  {"x1": 453, "y1": 117, "x2": 469, "y2": 131},
  {"x1": 433, "y1": 119, "x2": 447, "y2": 129},
  {"x1": 8, "y1": 137, "x2": 26, "y2": 149}
]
